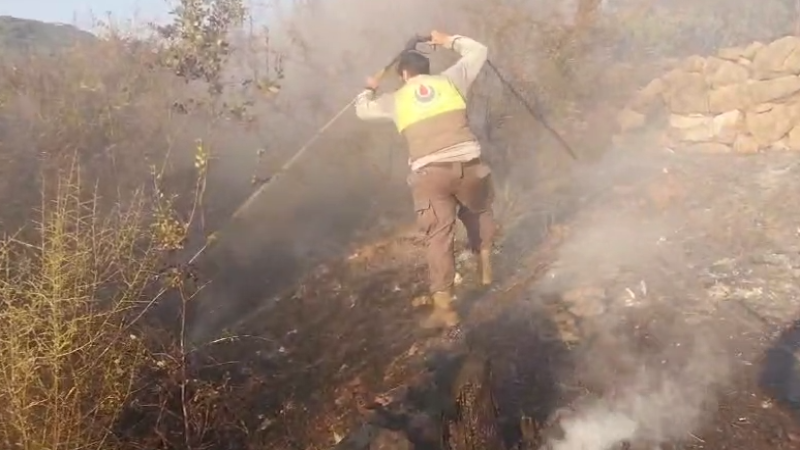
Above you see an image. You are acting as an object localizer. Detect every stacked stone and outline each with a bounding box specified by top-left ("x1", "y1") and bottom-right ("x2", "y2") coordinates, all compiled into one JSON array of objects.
[{"x1": 616, "y1": 36, "x2": 800, "y2": 153}]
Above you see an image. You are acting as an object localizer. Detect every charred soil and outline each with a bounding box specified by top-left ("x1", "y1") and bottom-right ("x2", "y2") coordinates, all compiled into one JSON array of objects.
[{"x1": 168, "y1": 147, "x2": 800, "y2": 450}]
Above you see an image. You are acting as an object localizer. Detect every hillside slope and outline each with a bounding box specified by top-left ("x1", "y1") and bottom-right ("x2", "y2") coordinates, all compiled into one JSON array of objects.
[{"x1": 0, "y1": 15, "x2": 96, "y2": 53}]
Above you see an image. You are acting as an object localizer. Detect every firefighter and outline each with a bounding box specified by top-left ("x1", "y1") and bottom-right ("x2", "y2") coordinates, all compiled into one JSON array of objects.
[{"x1": 355, "y1": 30, "x2": 496, "y2": 329}]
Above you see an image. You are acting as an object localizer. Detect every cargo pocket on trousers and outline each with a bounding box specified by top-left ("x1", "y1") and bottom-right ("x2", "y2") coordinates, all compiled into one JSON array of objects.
[
  {"x1": 408, "y1": 169, "x2": 436, "y2": 237},
  {"x1": 414, "y1": 196, "x2": 436, "y2": 238}
]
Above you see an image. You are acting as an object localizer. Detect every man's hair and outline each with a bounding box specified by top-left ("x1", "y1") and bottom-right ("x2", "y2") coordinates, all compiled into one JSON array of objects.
[{"x1": 397, "y1": 50, "x2": 430, "y2": 77}]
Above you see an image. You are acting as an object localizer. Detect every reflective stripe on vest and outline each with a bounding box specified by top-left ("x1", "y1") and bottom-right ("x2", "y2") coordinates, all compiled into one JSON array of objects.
[{"x1": 394, "y1": 76, "x2": 467, "y2": 133}]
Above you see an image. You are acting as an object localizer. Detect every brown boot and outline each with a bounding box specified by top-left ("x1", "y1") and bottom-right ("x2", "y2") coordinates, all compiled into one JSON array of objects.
[
  {"x1": 478, "y1": 248, "x2": 493, "y2": 286},
  {"x1": 422, "y1": 290, "x2": 459, "y2": 329}
]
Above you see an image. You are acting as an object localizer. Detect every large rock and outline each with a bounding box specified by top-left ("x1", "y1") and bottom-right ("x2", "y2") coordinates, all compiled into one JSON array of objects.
[
  {"x1": 752, "y1": 36, "x2": 800, "y2": 79},
  {"x1": 662, "y1": 71, "x2": 710, "y2": 114},
  {"x1": 703, "y1": 56, "x2": 725, "y2": 73},
  {"x1": 710, "y1": 76, "x2": 800, "y2": 113},
  {"x1": 749, "y1": 75, "x2": 800, "y2": 104},
  {"x1": 708, "y1": 83, "x2": 751, "y2": 113},
  {"x1": 706, "y1": 59, "x2": 749, "y2": 88},
  {"x1": 744, "y1": 42, "x2": 767, "y2": 60},
  {"x1": 786, "y1": 125, "x2": 800, "y2": 151},
  {"x1": 669, "y1": 110, "x2": 740, "y2": 143},
  {"x1": 733, "y1": 133, "x2": 760, "y2": 153},
  {"x1": 718, "y1": 42, "x2": 765, "y2": 61},
  {"x1": 717, "y1": 46, "x2": 746, "y2": 62},
  {"x1": 713, "y1": 110, "x2": 742, "y2": 144},
  {"x1": 772, "y1": 139, "x2": 792, "y2": 151},
  {"x1": 744, "y1": 103, "x2": 796, "y2": 146},
  {"x1": 669, "y1": 114, "x2": 714, "y2": 142}
]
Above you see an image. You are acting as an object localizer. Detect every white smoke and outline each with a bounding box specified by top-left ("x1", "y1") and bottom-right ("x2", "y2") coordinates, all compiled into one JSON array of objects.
[
  {"x1": 544, "y1": 331, "x2": 730, "y2": 450},
  {"x1": 538, "y1": 149, "x2": 734, "y2": 450}
]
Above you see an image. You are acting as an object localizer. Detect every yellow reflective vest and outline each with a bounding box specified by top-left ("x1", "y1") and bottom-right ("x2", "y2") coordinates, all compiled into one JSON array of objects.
[{"x1": 393, "y1": 75, "x2": 476, "y2": 161}]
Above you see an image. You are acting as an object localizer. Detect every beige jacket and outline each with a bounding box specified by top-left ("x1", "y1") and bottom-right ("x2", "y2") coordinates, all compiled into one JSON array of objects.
[{"x1": 355, "y1": 35, "x2": 488, "y2": 171}]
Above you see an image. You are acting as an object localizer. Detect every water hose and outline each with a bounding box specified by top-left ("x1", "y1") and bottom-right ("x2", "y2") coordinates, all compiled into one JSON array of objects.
[
  {"x1": 485, "y1": 60, "x2": 578, "y2": 160},
  {"x1": 189, "y1": 36, "x2": 430, "y2": 262}
]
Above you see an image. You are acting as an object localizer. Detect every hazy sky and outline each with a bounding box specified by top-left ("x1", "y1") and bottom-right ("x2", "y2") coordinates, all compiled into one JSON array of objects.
[{"x1": 0, "y1": 0, "x2": 172, "y2": 28}]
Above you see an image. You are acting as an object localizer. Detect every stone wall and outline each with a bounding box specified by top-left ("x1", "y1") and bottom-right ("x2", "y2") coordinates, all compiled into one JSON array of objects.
[{"x1": 615, "y1": 36, "x2": 800, "y2": 153}]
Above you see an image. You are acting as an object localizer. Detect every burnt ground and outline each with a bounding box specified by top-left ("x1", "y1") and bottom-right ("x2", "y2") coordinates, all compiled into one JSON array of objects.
[{"x1": 187, "y1": 143, "x2": 800, "y2": 450}]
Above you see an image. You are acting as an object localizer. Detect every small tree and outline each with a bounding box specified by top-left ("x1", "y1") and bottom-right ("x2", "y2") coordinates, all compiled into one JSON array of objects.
[{"x1": 157, "y1": 0, "x2": 246, "y2": 91}]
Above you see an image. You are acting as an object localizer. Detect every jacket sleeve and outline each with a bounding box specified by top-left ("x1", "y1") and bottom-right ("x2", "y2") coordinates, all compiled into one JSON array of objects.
[
  {"x1": 354, "y1": 89, "x2": 396, "y2": 122},
  {"x1": 439, "y1": 35, "x2": 489, "y2": 97}
]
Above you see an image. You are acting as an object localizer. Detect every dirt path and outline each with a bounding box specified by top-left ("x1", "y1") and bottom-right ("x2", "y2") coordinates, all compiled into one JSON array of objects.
[{"x1": 194, "y1": 147, "x2": 800, "y2": 450}]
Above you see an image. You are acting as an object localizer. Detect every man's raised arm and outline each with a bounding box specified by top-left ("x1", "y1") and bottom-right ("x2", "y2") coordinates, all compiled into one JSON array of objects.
[
  {"x1": 438, "y1": 34, "x2": 489, "y2": 96},
  {"x1": 354, "y1": 89, "x2": 396, "y2": 122}
]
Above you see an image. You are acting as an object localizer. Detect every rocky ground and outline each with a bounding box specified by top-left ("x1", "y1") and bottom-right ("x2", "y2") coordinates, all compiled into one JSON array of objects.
[
  {"x1": 188, "y1": 139, "x2": 800, "y2": 450},
  {"x1": 533, "y1": 147, "x2": 800, "y2": 449}
]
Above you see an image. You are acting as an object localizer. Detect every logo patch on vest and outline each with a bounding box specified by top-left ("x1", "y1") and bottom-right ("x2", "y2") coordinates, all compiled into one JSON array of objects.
[{"x1": 414, "y1": 84, "x2": 436, "y2": 104}]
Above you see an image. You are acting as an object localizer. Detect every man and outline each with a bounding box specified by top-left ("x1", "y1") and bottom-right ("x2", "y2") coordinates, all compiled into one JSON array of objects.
[{"x1": 354, "y1": 30, "x2": 496, "y2": 329}]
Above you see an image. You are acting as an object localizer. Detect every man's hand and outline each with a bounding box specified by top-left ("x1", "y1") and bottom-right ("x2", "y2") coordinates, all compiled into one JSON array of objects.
[
  {"x1": 429, "y1": 30, "x2": 452, "y2": 47},
  {"x1": 365, "y1": 76, "x2": 379, "y2": 91}
]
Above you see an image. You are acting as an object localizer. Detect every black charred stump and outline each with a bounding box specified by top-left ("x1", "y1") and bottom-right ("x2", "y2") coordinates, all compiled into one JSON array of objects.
[
  {"x1": 445, "y1": 350, "x2": 504, "y2": 450},
  {"x1": 328, "y1": 346, "x2": 507, "y2": 450}
]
